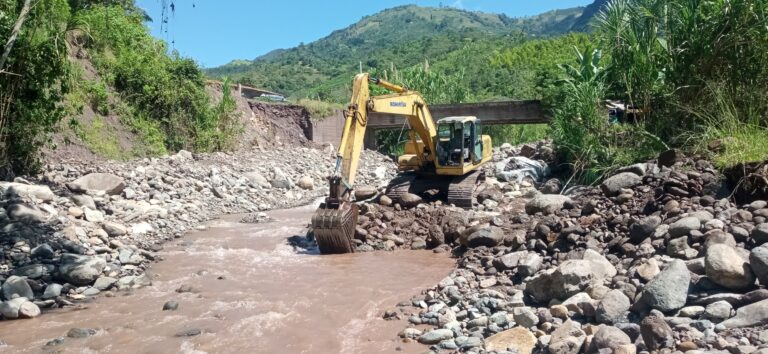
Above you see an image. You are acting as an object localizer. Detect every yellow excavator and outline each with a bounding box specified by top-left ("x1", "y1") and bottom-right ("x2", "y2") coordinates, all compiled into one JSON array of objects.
[{"x1": 311, "y1": 73, "x2": 492, "y2": 254}]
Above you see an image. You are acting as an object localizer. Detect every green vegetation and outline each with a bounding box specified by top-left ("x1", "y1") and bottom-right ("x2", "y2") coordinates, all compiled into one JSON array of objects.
[
  {"x1": 206, "y1": 4, "x2": 599, "y2": 102},
  {"x1": 0, "y1": 0, "x2": 240, "y2": 174},
  {"x1": 296, "y1": 99, "x2": 342, "y2": 120}
]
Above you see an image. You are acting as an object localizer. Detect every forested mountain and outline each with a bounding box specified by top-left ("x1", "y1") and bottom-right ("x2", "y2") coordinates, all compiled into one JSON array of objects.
[{"x1": 206, "y1": 3, "x2": 600, "y2": 101}]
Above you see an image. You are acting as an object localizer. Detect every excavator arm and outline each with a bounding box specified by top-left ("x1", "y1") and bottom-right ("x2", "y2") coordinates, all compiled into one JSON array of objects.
[{"x1": 312, "y1": 73, "x2": 439, "y2": 254}]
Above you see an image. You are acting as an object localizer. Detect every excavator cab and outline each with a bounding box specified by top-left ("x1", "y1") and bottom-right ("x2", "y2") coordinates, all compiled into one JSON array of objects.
[{"x1": 436, "y1": 117, "x2": 483, "y2": 167}]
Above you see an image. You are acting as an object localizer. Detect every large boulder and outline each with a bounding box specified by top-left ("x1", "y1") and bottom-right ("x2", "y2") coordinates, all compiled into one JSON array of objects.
[
  {"x1": 466, "y1": 227, "x2": 503, "y2": 248},
  {"x1": 2, "y1": 183, "x2": 55, "y2": 201},
  {"x1": 296, "y1": 176, "x2": 314, "y2": 190},
  {"x1": 58, "y1": 254, "x2": 106, "y2": 286},
  {"x1": 638, "y1": 259, "x2": 691, "y2": 312},
  {"x1": 417, "y1": 328, "x2": 454, "y2": 344},
  {"x1": 589, "y1": 326, "x2": 634, "y2": 353},
  {"x1": 525, "y1": 194, "x2": 572, "y2": 215},
  {"x1": 485, "y1": 327, "x2": 537, "y2": 354},
  {"x1": 640, "y1": 315, "x2": 674, "y2": 351},
  {"x1": 354, "y1": 186, "x2": 377, "y2": 200},
  {"x1": 752, "y1": 223, "x2": 768, "y2": 245},
  {"x1": 243, "y1": 171, "x2": 271, "y2": 188},
  {"x1": 751, "y1": 245, "x2": 768, "y2": 285},
  {"x1": 596, "y1": 290, "x2": 630, "y2": 324},
  {"x1": 67, "y1": 173, "x2": 125, "y2": 195},
  {"x1": 668, "y1": 217, "x2": 701, "y2": 237},
  {"x1": 720, "y1": 298, "x2": 768, "y2": 328},
  {"x1": 269, "y1": 167, "x2": 294, "y2": 189},
  {"x1": 705, "y1": 243, "x2": 756, "y2": 290},
  {"x1": 399, "y1": 193, "x2": 422, "y2": 208},
  {"x1": 527, "y1": 250, "x2": 616, "y2": 303},
  {"x1": 600, "y1": 172, "x2": 642, "y2": 196},
  {"x1": 548, "y1": 319, "x2": 586, "y2": 354},
  {"x1": 0, "y1": 297, "x2": 29, "y2": 319},
  {"x1": 2, "y1": 276, "x2": 33, "y2": 300}
]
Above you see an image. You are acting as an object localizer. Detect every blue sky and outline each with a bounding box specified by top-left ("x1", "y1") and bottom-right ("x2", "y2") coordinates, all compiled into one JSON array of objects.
[{"x1": 136, "y1": 0, "x2": 592, "y2": 68}]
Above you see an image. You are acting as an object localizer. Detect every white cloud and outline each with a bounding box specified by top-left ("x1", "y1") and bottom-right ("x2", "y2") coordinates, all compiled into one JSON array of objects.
[{"x1": 451, "y1": 0, "x2": 464, "y2": 9}]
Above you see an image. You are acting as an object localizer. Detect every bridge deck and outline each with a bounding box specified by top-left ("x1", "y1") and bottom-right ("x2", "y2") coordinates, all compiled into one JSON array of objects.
[{"x1": 367, "y1": 100, "x2": 549, "y2": 128}]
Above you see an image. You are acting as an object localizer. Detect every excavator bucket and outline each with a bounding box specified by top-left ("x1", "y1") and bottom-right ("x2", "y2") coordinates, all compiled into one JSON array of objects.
[{"x1": 311, "y1": 202, "x2": 358, "y2": 254}]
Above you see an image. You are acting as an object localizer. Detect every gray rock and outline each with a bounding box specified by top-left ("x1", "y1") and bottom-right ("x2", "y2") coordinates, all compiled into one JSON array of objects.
[
  {"x1": 513, "y1": 307, "x2": 539, "y2": 328},
  {"x1": 42, "y1": 283, "x2": 62, "y2": 299},
  {"x1": 102, "y1": 222, "x2": 127, "y2": 237},
  {"x1": 243, "y1": 171, "x2": 270, "y2": 188},
  {"x1": 705, "y1": 243, "x2": 756, "y2": 290},
  {"x1": 354, "y1": 186, "x2": 377, "y2": 200},
  {"x1": 269, "y1": 167, "x2": 293, "y2": 189},
  {"x1": 752, "y1": 223, "x2": 768, "y2": 245},
  {"x1": 13, "y1": 264, "x2": 45, "y2": 279},
  {"x1": 418, "y1": 328, "x2": 454, "y2": 344},
  {"x1": 630, "y1": 216, "x2": 661, "y2": 242},
  {"x1": 703, "y1": 300, "x2": 733, "y2": 322},
  {"x1": 590, "y1": 326, "x2": 632, "y2": 353},
  {"x1": 2, "y1": 276, "x2": 33, "y2": 300},
  {"x1": 640, "y1": 315, "x2": 674, "y2": 351},
  {"x1": 7, "y1": 204, "x2": 46, "y2": 223},
  {"x1": 296, "y1": 176, "x2": 314, "y2": 190},
  {"x1": 83, "y1": 208, "x2": 104, "y2": 223},
  {"x1": 527, "y1": 250, "x2": 616, "y2": 303},
  {"x1": 720, "y1": 298, "x2": 768, "y2": 328},
  {"x1": 399, "y1": 193, "x2": 422, "y2": 208},
  {"x1": 163, "y1": 300, "x2": 179, "y2": 311},
  {"x1": 0, "y1": 297, "x2": 28, "y2": 319},
  {"x1": 525, "y1": 194, "x2": 572, "y2": 215},
  {"x1": 18, "y1": 300, "x2": 40, "y2": 318},
  {"x1": 466, "y1": 227, "x2": 503, "y2": 248},
  {"x1": 639, "y1": 259, "x2": 691, "y2": 312},
  {"x1": 596, "y1": 290, "x2": 630, "y2": 324},
  {"x1": 601, "y1": 172, "x2": 642, "y2": 196},
  {"x1": 58, "y1": 254, "x2": 106, "y2": 286},
  {"x1": 3, "y1": 183, "x2": 54, "y2": 201},
  {"x1": 455, "y1": 336, "x2": 483, "y2": 349},
  {"x1": 548, "y1": 319, "x2": 586, "y2": 354},
  {"x1": 67, "y1": 173, "x2": 125, "y2": 195},
  {"x1": 70, "y1": 195, "x2": 96, "y2": 209},
  {"x1": 667, "y1": 236, "x2": 691, "y2": 258},
  {"x1": 92, "y1": 277, "x2": 117, "y2": 291},
  {"x1": 67, "y1": 328, "x2": 96, "y2": 338},
  {"x1": 669, "y1": 217, "x2": 701, "y2": 237},
  {"x1": 31, "y1": 244, "x2": 54, "y2": 259},
  {"x1": 750, "y1": 245, "x2": 768, "y2": 285}
]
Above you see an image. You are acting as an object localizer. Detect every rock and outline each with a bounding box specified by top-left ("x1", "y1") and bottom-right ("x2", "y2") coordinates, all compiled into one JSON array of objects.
[
  {"x1": 596, "y1": 290, "x2": 630, "y2": 324},
  {"x1": 495, "y1": 251, "x2": 542, "y2": 276},
  {"x1": 243, "y1": 171, "x2": 270, "y2": 188},
  {"x1": 83, "y1": 208, "x2": 104, "y2": 223},
  {"x1": 13, "y1": 264, "x2": 45, "y2": 279},
  {"x1": 2, "y1": 276, "x2": 33, "y2": 300},
  {"x1": 3, "y1": 183, "x2": 55, "y2": 201},
  {"x1": 640, "y1": 315, "x2": 674, "y2": 351},
  {"x1": 31, "y1": 244, "x2": 54, "y2": 259},
  {"x1": 131, "y1": 222, "x2": 153, "y2": 235},
  {"x1": 562, "y1": 293, "x2": 596, "y2": 317},
  {"x1": 525, "y1": 194, "x2": 572, "y2": 215},
  {"x1": 354, "y1": 186, "x2": 377, "y2": 200},
  {"x1": 667, "y1": 236, "x2": 692, "y2": 258},
  {"x1": 720, "y1": 299, "x2": 768, "y2": 328},
  {"x1": 485, "y1": 327, "x2": 537, "y2": 354},
  {"x1": 102, "y1": 222, "x2": 127, "y2": 237},
  {"x1": 669, "y1": 217, "x2": 701, "y2": 237},
  {"x1": 42, "y1": 283, "x2": 62, "y2": 299},
  {"x1": 296, "y1": 176, "x2": 314, "y2": 190},
  {"x1": 752, "y1": 223, "x2": 768, "y2": 245},
  {"x1": 601, "y1": 172, "x2": 642, "y2": 196},
  {"x1": 527, "y1": 250, "x2": 616, "y2": 303},
  {"x1": 0, "y1": 297, "x2": 28, "y2": 319},
  {"x1": 70, "y1": 195, "x2": 96, "y2": 209},
  {"x1": 269, "y1": 167, "x2": 293, "y2": 189},
  {"x1": 93, "y1": 277, "x2": 117, "y2": 291},
  {"x1": 636, "y1": 258, "x2": 661, "y2": 281},
  {"x1": 639, "y1": 259, "x2": 691, "y2": 312},
  {"x1": 466, "y1": 227, "x2": 503, "y2": 248},
  {"x1": 67, "y1": 173, "x2": 125, "y2": 195},
  {"x1": 548, "y1": 319, "x2": 586, "y2": 354},
  {"x1": 67, "y1": 328, "x2": 96, "y2": 338},
  {"x1": 163, "y1": 300, "x2": 179, "y2": 311},
  {"x1": 630, "y1": 216, "x2": 661, "y2": 242},
  {"x1": 658, "y1": 149, "x2": 681, "y2": 167},
  {"x1": 175, "y1": 328, "x2": 202, "y2": 337},
  {"x1": 379, "y1": 195, "x2": 392, "y2": 206},
  {"x1": 750, "y1": 245, "x2": 768, "y2": 285},
  {"x1": 58, "y1": 254, "x2": 106, "y2": 286},
  {"x1": 705, "y1": 243, "x2": 756, "y2": 290},
  {"x1": 513, "y1": 307, "x2": 540, "y2": 328},
  {"x1": 18, "y1": 301, "x2": 40, "y2": 318},
  {"x1": 7, "y1": 204, "x2": 46, "y2": 223},
  {"x1": 703, "y1": 300, "x2": 733, "y2": 322},
  {"x1": 418, "y1": 329, "x2": 454, "y2": 345},
  {"x1": 590, "y1": 326, "x2": 633, "y2": 353},
  {"x1": 678, "y1": 305, "x2": 706, "y2": 318},
  {"x1": 540, "y1": 179, "x2": 562, "y2": 194},
  {"x1": 399, "y1": 193, "x2": 422, "y2": 208}
]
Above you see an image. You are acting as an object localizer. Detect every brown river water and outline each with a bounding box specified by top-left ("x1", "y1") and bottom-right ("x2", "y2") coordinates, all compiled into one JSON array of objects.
[{"x1": 0, "y1": 201, "x2": 455, "y2": 354}]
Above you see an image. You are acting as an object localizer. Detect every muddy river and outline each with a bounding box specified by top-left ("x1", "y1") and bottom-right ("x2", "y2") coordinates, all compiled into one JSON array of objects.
[{"x1": 0, "y1": 202, "x2": 455, "y2": 353}]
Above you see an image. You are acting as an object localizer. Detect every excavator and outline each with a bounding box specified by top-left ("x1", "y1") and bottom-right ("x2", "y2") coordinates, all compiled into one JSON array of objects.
[{"x1": 310, "y1": 73, "x2": 492, "y2": 254}]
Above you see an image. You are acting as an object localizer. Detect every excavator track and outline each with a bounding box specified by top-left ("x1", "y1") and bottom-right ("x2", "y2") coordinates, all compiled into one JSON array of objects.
[
  {"x1": 384, "y1": 174, "x2": 417, "y2": 204},
  {"x1": 311, "y1": 203, "x2": 358, "y2": 254},
  {"x1": 446, "y1": 170, "x2": 485, "y2": 209}
]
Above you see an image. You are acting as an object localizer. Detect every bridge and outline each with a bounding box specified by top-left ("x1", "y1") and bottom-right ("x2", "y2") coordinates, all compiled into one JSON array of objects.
[
  {"x1": 310, "y1": 100, "x2": 549, "y2": 149},
  {"x1": 206, "y1": 80, "x2": 284, "y2": 100}
]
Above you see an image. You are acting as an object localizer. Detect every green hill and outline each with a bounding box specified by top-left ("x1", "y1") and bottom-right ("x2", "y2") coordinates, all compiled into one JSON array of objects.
[{"x1": 206, "y1": 3, "x2": 598, "y2": 102}]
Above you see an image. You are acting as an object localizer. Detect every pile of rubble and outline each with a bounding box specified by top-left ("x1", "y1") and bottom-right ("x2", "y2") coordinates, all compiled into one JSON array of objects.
[
  {"x1": 362, "y1": 145, "x2": 768, "y2": 354},
  {"x1": 0, "y1": 146, "x2": 397, "y2": 320}
]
